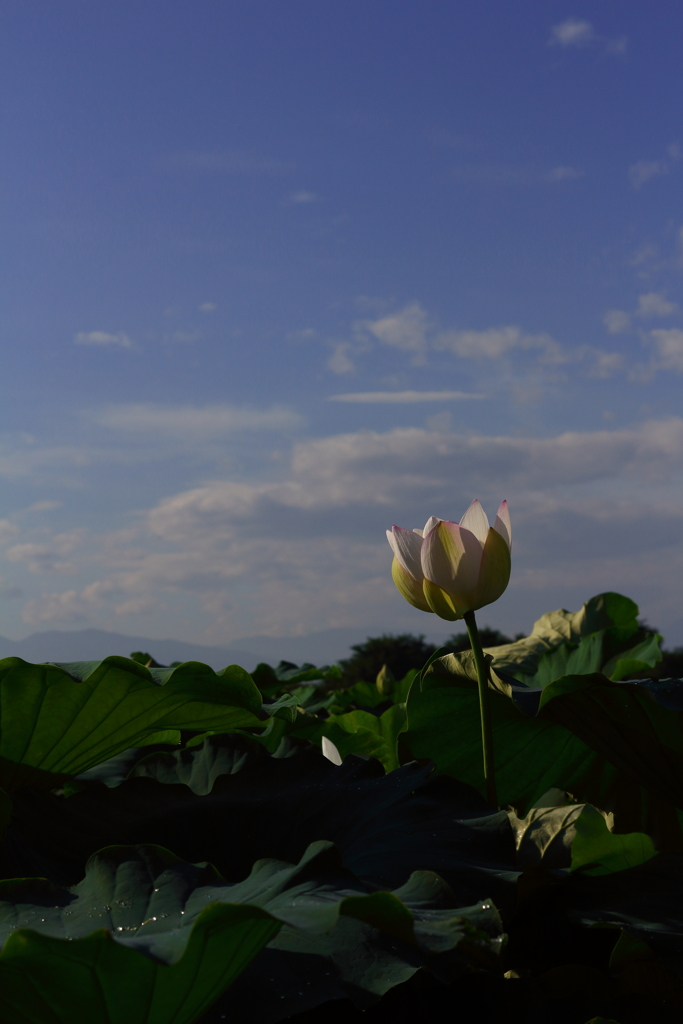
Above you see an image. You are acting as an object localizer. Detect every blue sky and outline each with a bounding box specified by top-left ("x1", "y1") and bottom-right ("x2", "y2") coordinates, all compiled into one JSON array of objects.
[{"x1": 1, "y1": 0, "x2": 683, "y2": 646}]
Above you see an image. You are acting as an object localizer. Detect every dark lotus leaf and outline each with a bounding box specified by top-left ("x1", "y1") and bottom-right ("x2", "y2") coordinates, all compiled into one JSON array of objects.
[
  {"x1": 0, "y1": 841, "x2": 502, "y2": 1024},
  {"x1": 208, "y1": 872, "x2": 504, "y2": 1024},
  {"x1": 0, "y1": 747, "x2": 520, "y2": 914},
  {"x1": 565, "y1": 853, "x2": 683, "y2": 970},
  {"x1": 406, "y1": 653, "x2": 683, "y2": 846},
  {"x1": 128, "y1": 735, "x2": 274, "y2": 794},
  {"x1": 74, "y1": 743, "x2": 183, "y2": 789},
  {"x1": 0, "y1": 656, "x2": 268, "y2": 779}
]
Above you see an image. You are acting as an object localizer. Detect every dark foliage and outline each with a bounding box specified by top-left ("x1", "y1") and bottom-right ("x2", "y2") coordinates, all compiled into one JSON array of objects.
[
  {"x1": 338, "y1": 634, "x2": 437, "y2": 684},
  {"x1": 338, "y1": 629, "x2": 522, "y2": 685},
  {"x1": 444, "y1": 627, "x2": 520, "y2": 652},
  {"x1": 644, "y1": 647, "x2": 683, "y2": 680}
]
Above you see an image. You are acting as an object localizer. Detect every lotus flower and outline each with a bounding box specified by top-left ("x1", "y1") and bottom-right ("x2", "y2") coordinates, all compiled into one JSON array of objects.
[{"x1": 387, "y1": 500, "x2": 511, "y2": 621}]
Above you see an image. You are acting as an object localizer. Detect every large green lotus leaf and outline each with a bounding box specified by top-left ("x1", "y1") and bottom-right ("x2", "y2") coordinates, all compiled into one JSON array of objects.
[
  {"x1": 484, "y1": 592, "x2": 645, "y2": 680},
  {"x1": 508, "y1": 627, "x2": 662, "y2": 689},
  {"x1": 509, "y1": 797, "x2": 658, "y2": 875},
  {"x1": 250, "y1": 660, "x2": 342, "y2": 695},
  {"x1": 0, "y1": 907, "x2": 278, "y2": 1024},
  {"x1": 404, "y1": 655, "x2": 683, "y2": 842},
  {"x1": 128, "y1": 735, "x2": 294, "y2": 794},
  {"x1": 214, "y1": 870, "x2": 504, "y2": 1023},
  {"x1": 1, "y1": 747, "x2": 520, "y2": 916},
  {"x1": 0, "y1": 845, "x2": 282, "y2": 1024},
  {"x1": 326, "y1": 679, "x2": 388, "y2": 711},
  {"x1": 0, "y1": 656, "x2": 274, "y2": 783},
  {"x1": 291, "y1": 703, "x2": 408, "y2": 772},
  {"x1": 0, "y1": 841, "x2": 498, "y2": 1024}
]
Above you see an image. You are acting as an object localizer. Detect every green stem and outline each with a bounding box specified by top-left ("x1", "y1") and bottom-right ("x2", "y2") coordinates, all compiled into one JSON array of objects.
[{"x1": 463, "y1": 609, "x2": 498, "y2": 808}]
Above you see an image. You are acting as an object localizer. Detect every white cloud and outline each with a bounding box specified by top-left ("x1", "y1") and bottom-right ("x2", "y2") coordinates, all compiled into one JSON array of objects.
[
  {"x1": 199, "y1": 302, "x2": 217, "y2": 312},
  {"x1": 74, "y1": 331, "x2": 133, "y2": 348},
  {"x1": 448, "y1": 164, "x2": 584, "y2": 187},
  {"x1": 0, "y1": 520, "x2": 19, "y2": 545},
  {"x1": 636, "y1": 292, "x2": 679, "y2": 317},
  {"x1": 603, "y1": 309, "x2": 631, "y2": 334},
  {"x1": 583, "y1": 349, "x2": 623, "y2": 378},
  {"x1": 287, "y1": 328, "x2": 317, "y2": 342},
  {"x1": 338, "y1": 303, "x2": 625, "y2": 383},
  {"x1": 328, "y1": 390, "x2": 485, "y2": 403},
  {"x1": 170, "y1": 330, "x2": 202, "y2": 344},
  {"x1": 435, "y1": 326, "x2": 563, "y2": 363},
  {"x1": 629, "y1": 244, "x2": 659, "y2": 267},
  {"x1": 14, "y1": 418, "x2": 683, "y2": 640},
  {"x1": 424, "y1": 411, "x2": 452, "y2": 432},
  {"x1": 26, "y1": 500, "x2": 63, "y2": 512},
  {"x1": 289, "y1": 190, "x2": 320, "y2": 204},
  {"x1": 549, "y1": 19, "x2": 627, "y2": 54},
  {"x1": 603, "y1": 293, "x2": 679, "y2": 345},
  {"x1": 629, "y1": 144, "x2": 682, "y2": 189},
  {"x1": 550, "y1": 19, "x2": 595, "y2": 46},
  {"x1": 360, "y1": 303, "x2": 429, "y2": 363},
  {"x1": 646, "y1": 329, "x2": 683, "y2": 372},
  {"x1": 0, "y1": 575, "x2": 22, "y2": 600},
  {"x1": 6, "y1": 530, "x2": 84, "y2": 574},
  {"x1": 328, "y1": 344, "x2": 356, "y2": 374},
  {"x1": 545, "y1": 166, "x2": 584, "y2": 181},
  {"x1": 91, "y1": 403, "x2": 303, "y2": 439},
  {"x1": 629, "y1": 160, "x2": 669, "y2": 189},
  {"x1": 606, "y1": 36, "x2": 628, "y2": 55}
]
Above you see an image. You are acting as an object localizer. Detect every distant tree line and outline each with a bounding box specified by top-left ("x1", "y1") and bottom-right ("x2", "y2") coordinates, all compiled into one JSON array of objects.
[
  {"x1": 130, "y1": 627, "x2": 683, "y2": 684},
  {"x1": 337, "y1": 628, "x2": 521, "y2": 686},
  {"x1": 338, "y1": 627, "x2": 683, "y2": 685}
]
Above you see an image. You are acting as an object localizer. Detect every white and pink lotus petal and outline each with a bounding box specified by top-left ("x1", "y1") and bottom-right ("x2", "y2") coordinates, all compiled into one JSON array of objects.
[
  {"x1": 459, "y1": 498, "x2": 490, "y2": 547},
  {"x1": 386, "y1": 525, "x2": 424, "y2": 581},
  {"x1": 493, "y1": 500, "x2": 512, "y2": 550},
  {"x1": 322, "y1": 736, "x2": 342, "y2": 765},
  {"x1": 472, "y1": 525, "x2": 512, "y2": 609},
  {"x1": 387, "y1": 500, "x2": 511, "y2": 620},
  {"x1": 422, "y1": 515, "x2": 440, "y2": 537},
  {"x1": 421, "y1": 520, "x2": 482, "y2": 599}
]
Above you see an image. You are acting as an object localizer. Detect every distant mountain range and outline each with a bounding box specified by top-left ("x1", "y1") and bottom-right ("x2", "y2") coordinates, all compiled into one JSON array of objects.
[
  {"x1": 0, "y1": 626, "x2": 406, "y2": 671},
  {"x1": 5, "y1": 618, "x2": 679, "y2": 672}
]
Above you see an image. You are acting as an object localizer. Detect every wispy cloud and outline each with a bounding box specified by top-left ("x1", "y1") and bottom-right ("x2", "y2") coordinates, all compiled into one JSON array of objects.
[
  {"x1": 347, "y1": 303, "x2": 623, "y2": 383},
  {"x1": 637, "y1": 292, "x2": 680, "y2": 317},
  {"x1": 289, "y1": 190, "x2": 320, "y2": 204},
  {"x1": 359, "y1": 303, "x2": 429, "y2": 363},
  {"x1": 328, "y1": 390, "x2": 485, "y2": 403},
  {"x1": 603, "y1": 309, "x2": 632, "y2": 335},
  {"x1": 602, "y1": 292, "x2": 679, "y2": 336},
  {"x1": 448, "y1": 163, "x2": 585, "y2": 187},
  {"x1": 199, "y1": 302, "x2": 217, "y2": 312},
  {"x1": 629, "y1": 144, "x2": 682, "y2": 189},
  {"x1": 18, "y1": 418, "x2": 683, "y2": 641},
  {"x1": 645, "y1": 329, "x2": 683, "y2": 372},
  {"x1": 435, "y1": 325, "x2": 564, "y2": 363},
  {"x1": 549, "y1": 19, "x2": 627, "y2": 54},
  {"x1": 545, "y1": 165, "x2": 584, "y2": 181},
  {"x1": 26, "y1": 500, "x2": 63, "y2": 513},
  {"x1": 74, "y1": 331, "x2": 133, "y2": 348},
  {"x1": 328, "y1": 343, "x2": 356, "y2": 374},
  {"x1": 550, "y1": 18, "x2": 595, "y2": 47}
]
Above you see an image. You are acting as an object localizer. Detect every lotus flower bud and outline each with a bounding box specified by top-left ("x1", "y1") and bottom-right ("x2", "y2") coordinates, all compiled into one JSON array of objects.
[
  {"x1": 376, "y1": 663, "x2": 395, "y2": 696},
  {"x1": 387, "y1": 501, "x2": 511, "y2": 622},
  {"x1": 422, "y1": 500, "x2": 511, "y2": 620}
]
